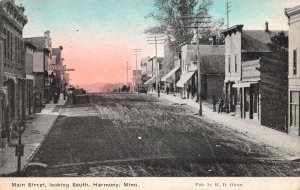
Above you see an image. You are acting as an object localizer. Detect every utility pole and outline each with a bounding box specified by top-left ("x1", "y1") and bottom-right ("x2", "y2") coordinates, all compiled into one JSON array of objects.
[
  {"x1": 123, "y1": 61, "x2": 131, "y2": 87},
  {"x1": 131, "y1": 48, "x2": 142, "y2": 92},
  {"x1": 147, "y1": 35, "x2": 164, "y2": 98},
  {"x1": 180, "y1": 15, "x2": 211, "y2": 116},
  {"x1": 226, "y1": 1, "x2": 231, "y2": 29}
]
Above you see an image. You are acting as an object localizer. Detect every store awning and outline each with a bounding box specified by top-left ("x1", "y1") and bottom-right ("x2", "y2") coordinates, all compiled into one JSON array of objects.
[
  {"x1": 161, "y1": 67, "x2": 180, "y2": 82},
  {"x1": 232, "y1": 82, "x2": 258, "y2": 88},
  {"x1": 144, "y1": 75, "x2": 156, "y2": 85},
  {"x1": 176, "y1": 71, "x2": 195, "y2": 88}
]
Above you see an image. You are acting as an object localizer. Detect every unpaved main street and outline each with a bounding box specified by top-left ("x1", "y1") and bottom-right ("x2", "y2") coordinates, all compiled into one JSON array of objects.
[{"x1": 24, "y1": 93, "x2": 300, "y2": 176}]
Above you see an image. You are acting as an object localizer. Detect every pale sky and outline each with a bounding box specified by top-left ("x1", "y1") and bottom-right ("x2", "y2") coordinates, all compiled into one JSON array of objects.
[{"x1": 16, "y1": 0, "x2": 300, "y2": 85}]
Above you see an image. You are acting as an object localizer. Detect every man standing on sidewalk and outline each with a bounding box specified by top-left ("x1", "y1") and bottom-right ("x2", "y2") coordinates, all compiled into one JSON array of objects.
[
  {"x1": 187, "y1": 85, "x2": 191, "y2": 99},
  {"x1": 218, "y1": 96, "x2": 224, "y2": 113},
  {"x1": 212, "y1": 96, "x2": 217, "y2": 112}
]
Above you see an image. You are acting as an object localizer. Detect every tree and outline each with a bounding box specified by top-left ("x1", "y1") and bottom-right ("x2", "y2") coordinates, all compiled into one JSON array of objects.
[
  {"x1": 145, "y1": 0, "x2": 224, "y2": 76},
  {"x1": 269, "y1": 31, "x2": 288, "y2": 51}
]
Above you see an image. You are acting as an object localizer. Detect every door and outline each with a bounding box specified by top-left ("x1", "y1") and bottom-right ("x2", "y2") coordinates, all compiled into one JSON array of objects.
[{"x1": 290, "y1": 91, "x2": 300, "y2": 136}]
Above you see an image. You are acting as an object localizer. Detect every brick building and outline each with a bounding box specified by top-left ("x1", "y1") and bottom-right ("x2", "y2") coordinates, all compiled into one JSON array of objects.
[{"x1": 0, "y1": 0, "x2": 27, "y2": 145}]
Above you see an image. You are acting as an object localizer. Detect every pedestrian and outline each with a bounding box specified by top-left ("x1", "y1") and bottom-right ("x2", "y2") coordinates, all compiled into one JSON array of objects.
[
  {"x1": 191, "y1": 85, "x2": 196, "y2": 99},
  {"x1": 166, "y1": 86, "x2": 170, "y2": 95},
  {"x1": 212, "y1": 96, "x2": 217, "y2": 112},
  {"x1": 63, "y1": 88, "x2": 67, "y2": 100},
  {"x1": 53, "y1": 83, "x2": 60, "y2": 104},
  {"x1": 187, "y1": 84, "x2": 191, "y2": 99},
  {"x1": 218, "y1": 96, "x2": 224, "y2": 113}
]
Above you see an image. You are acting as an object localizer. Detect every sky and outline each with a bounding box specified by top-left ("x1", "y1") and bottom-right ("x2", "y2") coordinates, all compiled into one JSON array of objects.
[{"x1": 16, "y1": 0, "x2": 300, "y2": 85}]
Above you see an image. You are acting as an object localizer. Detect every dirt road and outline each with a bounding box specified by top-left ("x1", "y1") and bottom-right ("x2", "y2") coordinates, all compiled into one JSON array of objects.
[{"x1": 23, "y1": 93, "x2": 300, "y2": 176}]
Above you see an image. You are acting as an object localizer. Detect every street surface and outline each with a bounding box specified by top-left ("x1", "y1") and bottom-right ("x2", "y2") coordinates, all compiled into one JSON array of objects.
[{"x1": 23, "y1": 93, "x2": 300, "y2": 176}]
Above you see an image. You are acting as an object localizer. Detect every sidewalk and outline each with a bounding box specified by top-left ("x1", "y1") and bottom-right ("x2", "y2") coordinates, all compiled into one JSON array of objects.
[
  {"x1": 0, "y1": 94, "x2": 66, "y2": 175},
  {"x1": 148, "y1": 92, "x2": 300, "y2": 158}
]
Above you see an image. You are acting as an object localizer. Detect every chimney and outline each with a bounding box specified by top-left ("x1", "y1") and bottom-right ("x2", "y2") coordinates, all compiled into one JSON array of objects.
[
  {"x1": 265, "y1": 21, "x2": 269, "y2": 32},
  {"x1": 212, "y1": 35, "x2": 217, "y2": 45}
]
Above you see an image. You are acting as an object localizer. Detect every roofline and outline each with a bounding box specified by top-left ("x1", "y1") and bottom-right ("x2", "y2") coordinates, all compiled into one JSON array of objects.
[
  {"x1": 285, "y1": 5, "x2": 300, "y2": 17},
  {"x1": 24, "y1": 41, "x2": 37, "y2": 49},
  {"x1": 221, "y1": 25, "x2": 244, "y2": 35}
]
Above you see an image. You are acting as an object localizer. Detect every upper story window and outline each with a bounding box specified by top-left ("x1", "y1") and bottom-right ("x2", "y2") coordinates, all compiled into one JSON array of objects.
[
  {"x1": 293, "y1": 49, "x2": 297, "y2": 75},
  {"x1": 228, "y1": 56, "x2": 231, "y2": 73},
  {"x1": 4, "y1": 28, "x2": 7, "y2": 59},
  {"x1": 234, "y1": 55, "x2": 237, "y2": 72}
]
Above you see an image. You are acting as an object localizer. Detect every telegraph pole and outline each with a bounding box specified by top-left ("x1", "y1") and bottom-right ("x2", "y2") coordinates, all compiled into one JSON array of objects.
[
  {"x1": 147, "y1": 35, "x2": 164, "y2": 98},
  {"x1": 131, "y1": 48, "x2": 142, "y2": 92},
  {"x1": 123, "y1": 61, "x2": 131, "y2": 87},
  {"x1": 180, "y1": 15, "x2": 211, "y2": 116},
  {"x1": 226, "y1": 1, "x2": 231, "y2": 28}
]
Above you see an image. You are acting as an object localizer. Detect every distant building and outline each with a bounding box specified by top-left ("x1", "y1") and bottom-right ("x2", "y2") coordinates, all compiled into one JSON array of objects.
[
  {"x1": 0, "y1": 0, "x2": 28, "y2": 144},
  {"x1": 286, "y1": 5, "x2": 300, "y2": 136},
  {"x1": 140, "y1": 57, "x2": 151, "y2": 85},
  {"x1": 24, "y1": 31, "x2": 52, "y2": 103},
  {"x1": 221, "y1": 23, "x2": 288, "y2": 131},
  {"x1": 144, "y1": 57, "x2": 163, "y2": 91},
  {"x1": 176, "y1": 43, "x2": 225, "y2": 100},
  {"x1": 24, "y1": 41, "x2": 36, "y2": 116},
  {"x1": 51, "y1": 46, "x2": 64, "y2": 85}
]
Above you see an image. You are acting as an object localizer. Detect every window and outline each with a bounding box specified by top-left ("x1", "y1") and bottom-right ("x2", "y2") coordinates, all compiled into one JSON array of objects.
[
  {"x1": 293, "y1": 50, "x2": 297, "y2": 75},
  {"x1": 228, "y1": 56, "x2": 231, "y2": 73},
  {"x1": 235, "y1": 55, "x2": 237, "y2": 72},
  {"x1": 15, "y1": 36, "x2": 17, "y2": 63},
  {"x1": 290, "y1": 91, "x2": 299, "y2": 127},
  {"x1": 10, "y1": 32, "x2": 13, "y2": 61},
  {"x1": 7, "y1": 31, "x2": 10, "y2": 60},
  {"x1": 4, "y1": 29, "x2": 7, "y2": 59}
]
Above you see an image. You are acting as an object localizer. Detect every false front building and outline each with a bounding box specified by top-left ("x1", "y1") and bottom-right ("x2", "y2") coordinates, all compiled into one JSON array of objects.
[{"x1": 221, "y1": 23, "x2": 288, "y2": 132}]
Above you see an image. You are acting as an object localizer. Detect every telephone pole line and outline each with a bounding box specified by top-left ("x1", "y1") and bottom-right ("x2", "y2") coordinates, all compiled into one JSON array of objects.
[
  {"x1": 131, "y1": 48, "x2": 142, "y2": 92},
  {"x1": 226, "y1": 1, "x2": 231, "y2": 28},
  {"x1": 180, "y1": 15, "x2": 211, "y2": 116},
  {"x1": 123, "y1": 61, "x2": 131, "y2": 87},
  {"x1": 147, "y1": 35, "x2": 165, "y2": 98}
]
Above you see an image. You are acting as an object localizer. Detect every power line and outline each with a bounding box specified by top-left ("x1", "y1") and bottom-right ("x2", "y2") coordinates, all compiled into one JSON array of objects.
[
  {"x1": 123, "y1": 61, "x2": 132, "y2": 86},
  {"x1": 131, "y1": 48, "x2": 143, "y2": 92},
  {"x1": 179, "y1": 15, "x2": 211, "y2": 117},
  {"x1": 147, "y1": 34, "x2": 165, "y2": 98}
]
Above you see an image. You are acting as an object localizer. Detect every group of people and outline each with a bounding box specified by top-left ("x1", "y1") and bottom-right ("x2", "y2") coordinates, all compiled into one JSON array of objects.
[
  {"x1": 186, "y1": 84, "x2": 197, "y2": 99},
  {"x1": 52, "y1": 83, "x2": 68, "y2": 104},
  {"x1": 212, "y1": 96, "x2": 225, "y2": 113}
]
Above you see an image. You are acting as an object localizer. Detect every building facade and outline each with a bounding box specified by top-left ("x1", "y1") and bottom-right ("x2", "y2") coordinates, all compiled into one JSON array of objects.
[
  {"x1": 222, "y1": 23, "x2": 288, "y2": 131},
  {"x1": 24, "y1": 31, "x2": 52, "y2": 104},
  {"x1": 176, "y1": 43, "x2": 225, "y2": 100},
  {"x1": 286, "y1": 5, "x2": 300, "y2": 136},
  {"x1": 0, "y1": 0, "x2": 27, "y2": 144},
  {"x1": 24, "y1": 41, "x2": 36, "y2": 116}
]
